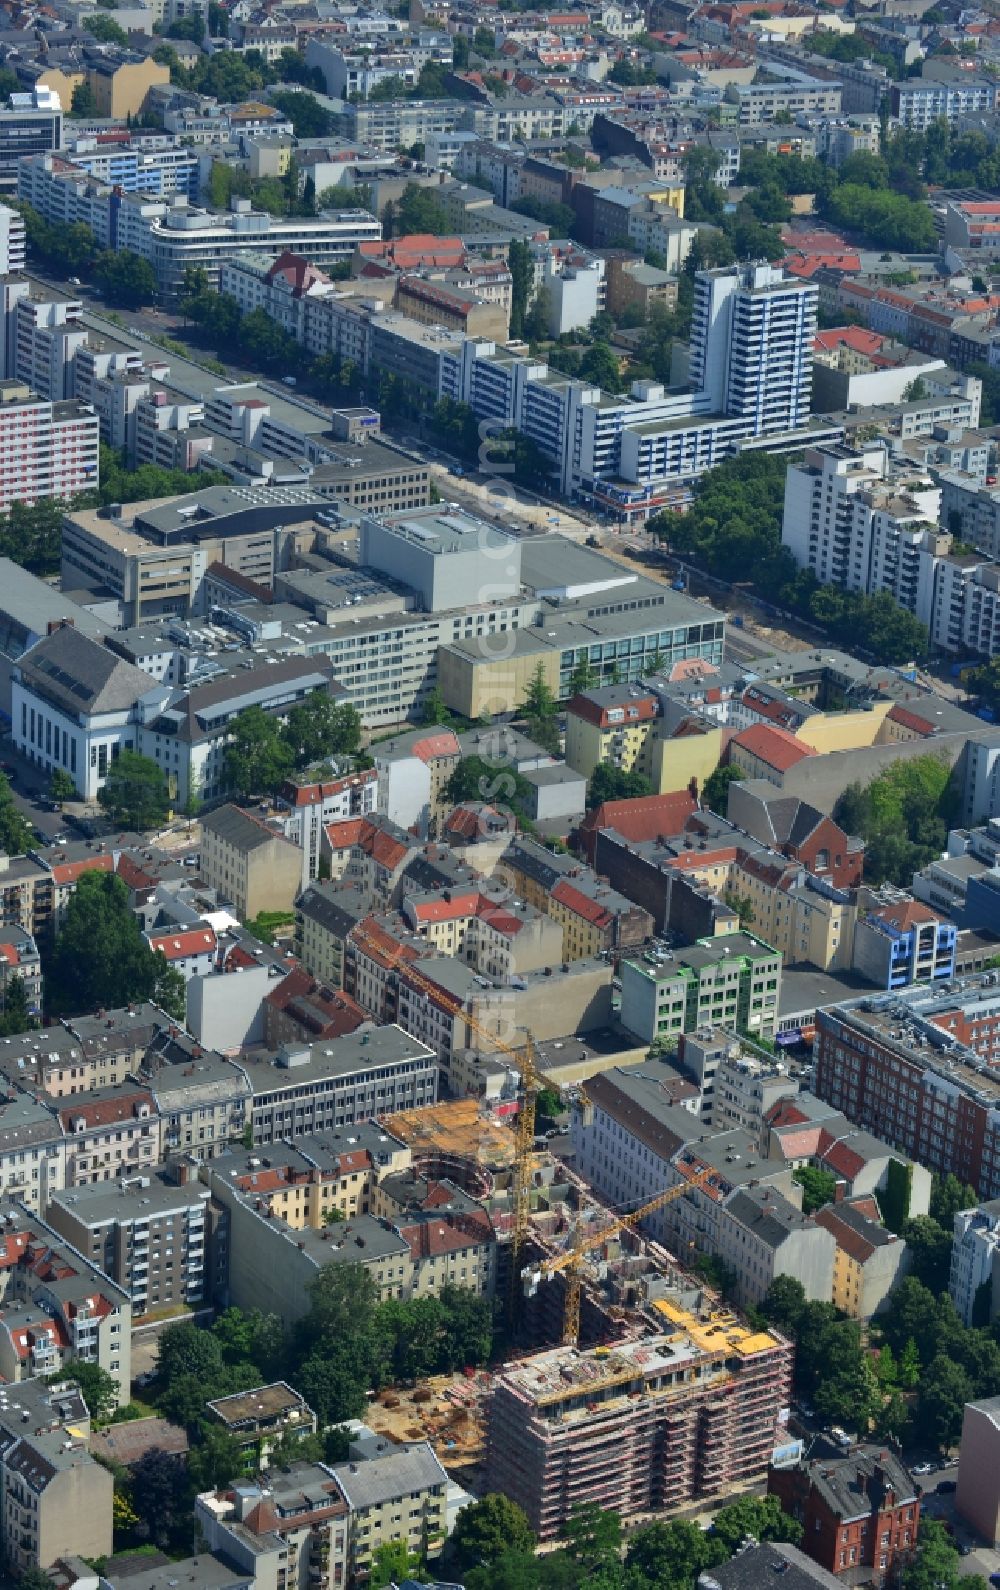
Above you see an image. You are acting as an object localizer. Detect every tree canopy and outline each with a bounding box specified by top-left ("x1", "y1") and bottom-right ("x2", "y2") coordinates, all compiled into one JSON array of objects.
[
  {"x1": 44, "y1": 871, "x2": 184, "y2": 1018},
  {"x1": 97, "y1": 751, "x2": 170, "y2": 831},
  {"x1": 834, "y1": 755, "x2": 958, "y2": 886}
]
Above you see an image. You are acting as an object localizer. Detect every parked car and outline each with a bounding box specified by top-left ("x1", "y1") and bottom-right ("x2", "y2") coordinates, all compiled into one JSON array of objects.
[
  {"x1": 937, "y1": 1480, "x2": 957, "y2": 1494},
  {"x1": 912, "y1": 1462, "x2": 934, "y2": 1476}
]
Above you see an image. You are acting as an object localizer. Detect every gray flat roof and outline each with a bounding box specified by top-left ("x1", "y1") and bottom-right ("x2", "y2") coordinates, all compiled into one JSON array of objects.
[{"x1": 47, "y1": 1175, "x2": 210, "y2": 1227}]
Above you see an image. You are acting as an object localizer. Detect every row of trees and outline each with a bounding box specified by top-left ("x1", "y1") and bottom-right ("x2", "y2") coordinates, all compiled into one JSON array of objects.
[
  {"x1": 181, "y1": 277, "x2": 361, "y2": 399},
  {"x1": 651, "y1": 452, "x2": 931, "y2": 667},
  {"x1": 13, "y1": 201, "x2": 159, "y2": 307},
  {"x1": 446, "y1": 1491, "x2": 804, "y2": 1590},
  {"x1": 834, "y1": 754, "x2": 959, "y2": 886},
  {"x1": 222, "y1": 693, "x2": 362, "y2": 798}
]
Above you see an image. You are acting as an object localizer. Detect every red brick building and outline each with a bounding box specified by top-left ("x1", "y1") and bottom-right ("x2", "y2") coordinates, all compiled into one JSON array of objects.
[{"x1": 769, "y1": 1447, "x2": 920, "y2": 1586}]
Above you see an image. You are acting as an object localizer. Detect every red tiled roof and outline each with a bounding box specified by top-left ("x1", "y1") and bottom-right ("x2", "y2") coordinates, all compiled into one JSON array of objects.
[
  {"x1": 49, "y1": 854, "x2": 115, "y2": 887},
  {"x1": 59, "y1": 1091, "x2": 155, "y2": 1130},
  {"x1": 579, "y1": 790, "x2": 698, "y2": 859},
  {"x1": 411, "y1": 730, "x2": 461, "y2": 763},
  {"x1": 730, "y1": 723, "x2": 815, "y2": 773},
  {"x1": 873, "y1": 899, "x2": 942, "y2": 931},
  {"x1": 551, "y1": 878, "x2": 612, "y2": 928},
  {"x1": 887, "y1": 703, "x2": 934, "y2": 736},
  {"x1": 325, "y1": 818, "x2": 365, "y2": 850},
  {"x1": 408, "y1": 890, "x2": 482, "y2": 924},
  {"x1": 148, "y1": 927, "x2": 217, "y2": 960}
]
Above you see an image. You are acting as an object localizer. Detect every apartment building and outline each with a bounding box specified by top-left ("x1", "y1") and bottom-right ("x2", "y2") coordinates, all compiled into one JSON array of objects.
[
  {"x1": 813, "y1": 1198, "x2": 911, "y2": 1319},
  {"x1": 238, "y1": 1026, "x2": 437, "y2": 1145},
  {"x1": 853, "y1": 897, "x2": 957, "y2": 990},
  {"x1": 571, "y1": 1063, "x2": 832, "y2": 1306},
  {"x1": 200, "y1": 805, "x2": 303, "y2": 921},
  {"x1": 197, "y1": 1463, "x2": 349, "y2": 1590},
  {"x1": 0, "y1": 1379, "x2": 112, "y2": 1574},
  {"x1": 12, "y1": 294, "x2": 88, "y2": 403},
  {"x1": 0, "y1": 201, "x2": 25, "y2": 273},
  {"x1": 295, "y1": 880, "x2": 372, "y2": 990},
  {"x1": 892, "y1": 73, "x2": 996, "y2": 128},
  {"x1": 206, "y1": 1383, "x2": 317, "y2": 1468},
  {"x1": 215, "y1": 1129, "x2": 410, "y2": 1228},
  {"x1": 46, "y1": 1173, "x2": 210, "y2": 1314},
  {"x1": 951, "y1": 1201, "x2": 1000, "y2": 1326},
  {"x1": 726, "y1": 69, "x2": 841, "y2": 127},
  {"x1": 276, "y1": 767, "x2": 377, "y2": 886},
  {"x1": 0, "y1": 1202, "x2": 132, "y2": 1401},
  {"x1": 57, "y1": 1084, "x2": 160, "y2": 1189},
  {"x1": 0, "y1": 381, "x2": 99, "y2": 510},
  {"x1": 814, "y1": 980, "x2": 1000, "y2": 1197},
  {"x1": 770, "y1": 1448, "x2": 920, "y2": 1586},
  {"x1": 620, "y1": 933, "x2": 783, "y2": 1044},
  {"x1": 486, "y1": 1314, "x2": 792, "y2": 1538},
  {"x1": 500, "y1": 835, "x2": 654, "y2": 959},
  {"x1": 329, "y1": 1442, "x2": 449, "y2": 1583}
]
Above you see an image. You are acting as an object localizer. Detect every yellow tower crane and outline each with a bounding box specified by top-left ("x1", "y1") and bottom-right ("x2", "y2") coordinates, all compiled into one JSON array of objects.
[
  {"x1": 522, "y1": 1166, "x2": 714, "y2": 1346},
  {"x1": 350, "y1": 926, "x2": 587, "y2": 1317}
]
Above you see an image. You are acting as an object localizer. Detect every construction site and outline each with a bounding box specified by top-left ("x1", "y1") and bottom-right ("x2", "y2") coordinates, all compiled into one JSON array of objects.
[{"x1": 484, "y1": 1303, "x2": 794, "y2": 1540}]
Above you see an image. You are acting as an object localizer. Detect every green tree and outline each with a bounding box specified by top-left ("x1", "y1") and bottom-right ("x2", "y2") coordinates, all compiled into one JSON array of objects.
[
  {"x1": 712, "y1": 1496, "x2": 803, "y2": 1554},
  {"x1": 421, "y1": 686, "x2": 452, "y2": 726},
  {"x1": 913, "y1": 1354, "x2": 971, "y2": 1450},
  {"x1": 187, "y1": 1424, "x2": 244, "y2": 1490},
  {"x1": 901, "y1": 1214, "x2": 954, "y2": 1294},
  {"x1": 49, "y1": 768, "x2": 76, "y2": 804},
  {"x1": 508, "y1": 239, "x2": 532, "y2": 339},
  {"x1": 70, "y1": 80, "x2": 97, "y2": 116},
  {"x1": 586, "y1": 763, "x2": 652, "y2": 809},
  {"x1": 397, "y1": 182, "x2": 450, "y2": 236},
  {"x1": 438, "y1": 1283, "x2": 493, "y2": 1370},
  {"x1": 758, "y1": 1274, "x2": 807, "y2": 1336},
  {"x1": 45, "y1": 872, "x2": 173, "y2": 1017},
  {"x1": 282, "y1": 693, "x2": 362, "y2": 767},
  {"x1": 97, "y1": 750, "x2": 170, "y2": 831},
  {"x1": 166, "y1": 12, "x2": 204, "y2": 39},
  {"x1": 130, "y1": 1448, "x2": 194, "y2": 1552},
  {"x1": 793, "y1": 1165, "x2": 837, "y2": 1214},
  {"x1": 18, "y1": 1572, "x2": 56, "y2": 1590},
  {"x1": 223, "y1": 705, "x2": 294, "y2": 797},
  {"x1": 370, "y1": 1542, "x2": 427, "y2": 1588},
  {"x1": 85, "y1": 11, "x2": 128, "y2": 42},
  {"x1": 701, "y1": 763, "x2": 743, "y2": 815},
  {"x1": 931, "y1": 1173, "x2": 978, "y2": 1226},
  {"x1": 94, "y1": 249, "x2": 158, "y2": 308},
  {"x1": 626, "y1": 1520, "x2": 722, "y2": 1590},
  {"x1": 521, "y1": 662, "x2": 558, "y2": 723},
  {"x1": 0, "y1": 973, "x2": 31, "y2": 1038},
  {"x1": 568, "y1": 659, "x2": 599, "y2": 695},
  {"x1": 559, "y1": 1504, "x2": 622, "y2": 1576},
  {"x1": 445, "y1": 755, "x2": 533, "y2": 819},
  {"x1": 153, "y1": 952, "x2": 187, "y2": 1023},
  {"x1": 449, "y1": 1494, "x2": 537, "y2": 1573},
  {"x1": 0, "y1": 773, "x2": 32, "y2": 856},
  {"x1": 901, "y1": 1519, "x2": 962, "y2": 1590},
  {"x1": 157, "y1": 1321, "x2": 225, "y2": 1385}
]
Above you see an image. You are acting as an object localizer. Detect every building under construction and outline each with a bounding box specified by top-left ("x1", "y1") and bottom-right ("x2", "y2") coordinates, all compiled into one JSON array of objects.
[{"x1": 485, "y1": 1301, "x2": 793, "y2": 1538}]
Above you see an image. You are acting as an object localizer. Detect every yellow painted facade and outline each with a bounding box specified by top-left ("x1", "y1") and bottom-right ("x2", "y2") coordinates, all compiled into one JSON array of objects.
[
  {"x1": 794, "y1": 700, "x2": 892, "y2": 754},
  {"x1": 830, "y1": 1244, "x2": 864, "y2": 1318},
  {"x1": 648, "y1": 724, "x2": 722, "y2": 795},
  {"x1": 88, "y1": 57, "x2": 170, "y2": 120},
  {"x1": 437, "y1": 643, "x2": 560, "y2": 720}
]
